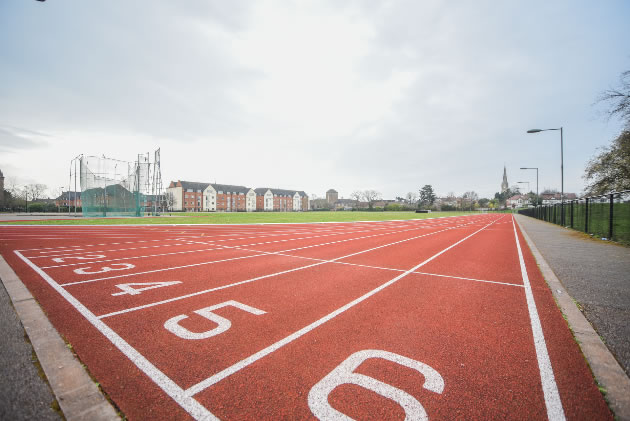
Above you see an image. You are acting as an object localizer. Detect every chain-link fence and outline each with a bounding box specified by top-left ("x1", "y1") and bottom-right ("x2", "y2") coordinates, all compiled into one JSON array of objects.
[{"x1": 518, "y1": 190, "x2": 630, "y2": 244}]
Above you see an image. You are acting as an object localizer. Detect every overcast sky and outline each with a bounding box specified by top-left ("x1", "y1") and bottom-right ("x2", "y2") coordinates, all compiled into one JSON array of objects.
[{"x1": 1, "y1": 0, "x2": 629, "y2": 200}]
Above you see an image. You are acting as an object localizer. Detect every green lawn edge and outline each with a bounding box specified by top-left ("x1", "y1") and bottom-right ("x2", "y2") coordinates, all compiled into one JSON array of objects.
[{"x1": 0, "y1": 211, "x2": 489, "y2": 225}]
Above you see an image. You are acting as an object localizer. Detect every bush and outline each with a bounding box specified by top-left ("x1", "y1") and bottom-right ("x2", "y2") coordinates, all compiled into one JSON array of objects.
[{"x1": 28, "y1": 203, "x2": 44, "y2": 212}]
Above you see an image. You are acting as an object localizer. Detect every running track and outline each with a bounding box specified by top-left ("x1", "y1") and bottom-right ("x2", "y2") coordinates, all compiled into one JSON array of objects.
[{"x1": 0, "y1": 214, "x2": 612, "y2": 420}]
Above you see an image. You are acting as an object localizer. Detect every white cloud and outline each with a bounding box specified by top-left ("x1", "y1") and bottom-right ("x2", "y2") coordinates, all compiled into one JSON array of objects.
[{"x1": 1, "y1": 0, "x2": 628, "y2": 199}]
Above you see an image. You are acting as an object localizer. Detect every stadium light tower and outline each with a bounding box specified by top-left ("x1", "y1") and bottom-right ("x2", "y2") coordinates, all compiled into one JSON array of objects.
[
  {"x1": 520, "y1": 167, "x2": 538, "y2": 205},
  {"x1": 527, "y1": 127, "x2": 564, "y2": 224}
]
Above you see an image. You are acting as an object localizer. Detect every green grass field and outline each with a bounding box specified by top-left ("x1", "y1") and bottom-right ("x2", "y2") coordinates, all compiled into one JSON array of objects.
[{"x1": 0, "y1": 211, "x2": 482, "y2": 225}]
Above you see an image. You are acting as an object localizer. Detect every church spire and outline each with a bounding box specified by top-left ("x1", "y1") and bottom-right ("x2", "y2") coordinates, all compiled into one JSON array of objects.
[{"x1": 501, "y1": 166, "x2": 509, "y2": 193}]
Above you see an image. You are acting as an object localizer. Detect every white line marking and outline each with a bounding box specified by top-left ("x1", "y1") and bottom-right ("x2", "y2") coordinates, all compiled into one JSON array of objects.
[
  {"x1": 511, "y1": 216, "x2": 565, "y2": 420},
  {"x1": 14, "y1": 250, "x2": 219, "y2": 421},
  {"x1": 40, "y1": 246, "x2": 232, "y2": 268},
  {"x1": 64, "y1": 221, "x2": 468, "y2": 286},
  {"x1": 183, "y1": 215, "x2": 504, "y2": 396},
  {"x1": 96, "y1": 221, "x2": 478, "y2": 318}
]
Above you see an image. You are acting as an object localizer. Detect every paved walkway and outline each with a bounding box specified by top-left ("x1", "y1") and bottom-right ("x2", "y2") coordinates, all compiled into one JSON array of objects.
[
  {"x1": 0, "y1": 283, "x2": 61, "y2": 420},
  {"x1": 516, "y1": 214, "x2": 630, "y2": 376}
]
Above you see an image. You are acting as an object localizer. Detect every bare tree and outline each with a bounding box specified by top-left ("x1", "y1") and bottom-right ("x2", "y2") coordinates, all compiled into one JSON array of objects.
[
  {"x1": 25, "y1": 184, "x2": 48, "y2": 202},
  {"x1": 164, "y1": 191, "x2": 175, "y2": 212},
  {"x1": 362, "y1": 190, "x2": 381, "y2": 210},
  {"x1": 405, "y1": 191, "x2": 418, "y2": 206},
  {"x1": 6, "y1": 177, "x2": 21, "y2": 197},
  {"x1": 462, "y1": 191, "x2": 479, "y2": 211},
  {"x1": 350, "y1": 191, "x2": 362, "y2": 209},
  {"x1": 598, "y1": 70, "x2": 630, "y2": 128}
]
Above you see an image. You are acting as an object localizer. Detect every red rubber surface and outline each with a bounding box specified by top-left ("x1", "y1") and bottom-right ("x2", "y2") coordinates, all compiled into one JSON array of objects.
[{"x1": 0, "y1": 214, "x2": 612, "y2": 420}]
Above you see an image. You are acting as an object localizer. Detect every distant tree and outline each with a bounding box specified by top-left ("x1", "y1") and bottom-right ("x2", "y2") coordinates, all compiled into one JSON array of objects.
[
  {"x1": 494, "y1": 188, "x2": 517, "y2": 208},
  {"x1": 598, "y1": 69, "x2": 630, "y2": 128},
  {"x1": 462, "y1": 191, "x2": 479, "y2": 211},
  {"x1": 164, "y1": 191, "x2": 175, "y2": 212},
  {"x1": 362, "y1": 190, "x2": 381, "y2": 210},
  {"x1": 25, "y1": 184, "x2": 47, "y2": 202},
  {"x1": 583, "y1": 130, "x2": 630, "y2": 194},
  {"x1": 405, "y1": 191, "x2": 418, "y2": 206},
  {"x1": 478, "y1": 198, "x2": 490, "y2": 208},
  {"x1": 350, "y1": 191, "x2": 363, "y2": 209},
  {"x1": 541, "y1": 188, "x2": 558, "y2": 194},
  {"x1": 418, "y1": 185, "x2": 436, "y2": 209}
]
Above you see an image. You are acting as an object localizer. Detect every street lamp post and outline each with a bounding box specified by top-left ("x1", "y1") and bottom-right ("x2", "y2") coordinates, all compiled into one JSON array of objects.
[
  {"x1": 517, "y1": 181, "x2": 530, "y2": 193},
  {"x1": 520, "y1": 167, "x2": 538, "y2": 205},
  {"x1": 527, "y1": 127, "x2": 564, "y2": 225}
]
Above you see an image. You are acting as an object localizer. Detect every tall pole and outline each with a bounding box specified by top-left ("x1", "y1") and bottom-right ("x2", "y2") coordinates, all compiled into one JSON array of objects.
[
  {"x1": 74, "y1": 158, "x2": 77, "y2": 215},
  {"x1": 560, "y1": 126, "x2": 564, "y2": 226},
  {"x1": 520, "y1": 167, "x2": 539, "y2": 206},
  {"x1": 68, "y1": 162, "x2": 72, "y2": 213},
  {"x1": 536, "y1": 168, "x2": 539, "y2": 205}
]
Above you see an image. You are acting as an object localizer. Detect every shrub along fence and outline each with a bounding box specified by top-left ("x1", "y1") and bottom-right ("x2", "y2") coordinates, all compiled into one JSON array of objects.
[{"x1": 518, "y1": 190, "x2": 630, "y2": 244}]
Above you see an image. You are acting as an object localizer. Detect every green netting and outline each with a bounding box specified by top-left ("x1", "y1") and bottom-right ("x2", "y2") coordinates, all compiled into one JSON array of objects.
[{"x1": 80, "y1": 155, "x2": 151, "y2": 217}]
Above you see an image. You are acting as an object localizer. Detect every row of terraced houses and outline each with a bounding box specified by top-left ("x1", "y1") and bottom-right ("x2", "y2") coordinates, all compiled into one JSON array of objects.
[{"x1": 166, "y1": 181, "x2": 309, "y2": 212}]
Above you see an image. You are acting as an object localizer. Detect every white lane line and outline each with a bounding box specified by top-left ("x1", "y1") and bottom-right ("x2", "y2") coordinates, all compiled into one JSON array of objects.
[
  {"x1": 96, "y1": 220, "x2": 479, "y2": 319},
  {"x1": 62, "y1": 253, "x2": 271, "y2": 286},
  {"x1": 40, "y1": 246, "x2": 233, "y2": 269},
  {"x1": 202, "y1": 242, "x2": 524, "y2": 288},
  {"x1": 184, "y1": 214, "x2": 504, "y2": 397},
  {"x1": 26, "y1": 243, "x2": 188, "y2": 259},
  {"x1": 62, "y1": 221, "x2": 460, "y2": 286},
  {"x1": 17, "y1": 239, "x2": 166, "y2": 252},
  {"x1": 511, "y1": 217, "x2": 565, "y2": 421},
  {"x1": 14, "y1": 250, "x2": 219, "y2": 421}
]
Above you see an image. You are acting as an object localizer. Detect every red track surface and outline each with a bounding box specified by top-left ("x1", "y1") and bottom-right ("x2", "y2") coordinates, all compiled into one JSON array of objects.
[{"x1": 0, "y1": 214, "x2": 612, "y2": 420}]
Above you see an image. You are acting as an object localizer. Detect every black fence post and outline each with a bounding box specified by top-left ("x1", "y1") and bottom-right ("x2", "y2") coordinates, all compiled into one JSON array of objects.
[
  {"x1": 570, "y1": 200, "x2": 574, "y2": 228},
  {"x1": 609, "y1": 193, "x2": 614, "y2": 240},
  {"x1": 585, "y1": 198, "x2": 589, "y2": 233}
]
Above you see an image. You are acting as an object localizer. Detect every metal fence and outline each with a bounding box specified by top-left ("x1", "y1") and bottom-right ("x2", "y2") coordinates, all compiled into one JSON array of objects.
[{"x1": 518, "y1": 190, "x2": 630, "y2": 244}]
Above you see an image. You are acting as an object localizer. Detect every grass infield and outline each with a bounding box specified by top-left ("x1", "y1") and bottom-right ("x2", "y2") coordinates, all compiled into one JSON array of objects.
[{"x1": 0, "y1": 211, "x2": 483, "y2": 225}]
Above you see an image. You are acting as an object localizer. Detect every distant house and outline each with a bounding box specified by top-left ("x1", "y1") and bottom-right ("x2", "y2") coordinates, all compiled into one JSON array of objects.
[
  {"x1": 55, "y1": 191, "x2": 82, "y2": 208},
  {"x1": 167, "y1": 181, "x2": 208, "y2": 212},
  {"x1": 506, "y1": 194, "x2": 530, "y2": 208},
  {"x1": 255, "y1": 188, "x2": 308, "y2": 212},
  {"x1": 204, "y1": 184, "x2": 255, "y2": 212},
  {"x1": 541, "y1": 193, "x2": 577, "y2": 205},
  {"x1": 333, "y1": 198, "x2": 358, "y2": 210}
]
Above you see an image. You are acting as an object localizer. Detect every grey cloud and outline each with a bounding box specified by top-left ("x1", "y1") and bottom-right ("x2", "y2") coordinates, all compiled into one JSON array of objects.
[
  {"x1": 0, "y1": 1, "x2": 261, "y2": 141},
  {"x1": 0, "y1": 126, "x2": 49, "y2": 151}
]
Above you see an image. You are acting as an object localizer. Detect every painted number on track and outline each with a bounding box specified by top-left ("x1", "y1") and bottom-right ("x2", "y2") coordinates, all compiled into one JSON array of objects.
[
  {"x1": 52, "y1": 254, "x2": 106, "y2": 263},
  {"x1": 112, "y1": 281, "x2": 182, "y2": 296},
  {"x1": 308, "y1": 350, "x2": 444, "y2": 421},
  {"x1": 164, "y1": 300, "x2": 266, "y2": 340},
  {"x1": 74, "y1": 263, "x2": 135, "y2": 274}
]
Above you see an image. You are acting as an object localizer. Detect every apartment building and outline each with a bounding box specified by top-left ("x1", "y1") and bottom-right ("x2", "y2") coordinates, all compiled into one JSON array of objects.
[
  {"x1": 254, "y1": 188, "x2": 308, "y2": 211},
  {"x1": 167, "y1": 180, "x2": 308, "y2": 212}
]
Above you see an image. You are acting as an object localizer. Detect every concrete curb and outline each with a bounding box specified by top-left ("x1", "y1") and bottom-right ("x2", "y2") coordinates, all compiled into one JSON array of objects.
[
  {"x1": 516, "y1": 216, "x2": 630, "y2": 420},
  {"x1": 0, "y1": 256, "x2": 120, "y2": 421}
]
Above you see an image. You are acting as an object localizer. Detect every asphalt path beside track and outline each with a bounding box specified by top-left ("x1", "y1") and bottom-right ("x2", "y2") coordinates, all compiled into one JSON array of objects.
[{"x1": 516, "y1": 215, "x2": 630, "y2": 376}]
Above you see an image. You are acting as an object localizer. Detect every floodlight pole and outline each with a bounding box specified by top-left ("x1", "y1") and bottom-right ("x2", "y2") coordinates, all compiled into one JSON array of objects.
[
  {"x1": 527, "y1": 127, "x2": 564, "y2": 225},
  {"x1": 69, "y1": 154, "x2": 82, "y2": 216}
]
